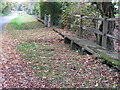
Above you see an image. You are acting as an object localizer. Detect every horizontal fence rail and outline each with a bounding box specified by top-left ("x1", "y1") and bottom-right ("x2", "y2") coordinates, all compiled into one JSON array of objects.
[
  {"x1": 72, "y1": 15, "x2": 120, "y2": 49},
  {"x1": 74, "y1": 15, "x2": 104, "y2": 21},
  {"x1": 106, "y1": 34, "x2": 120, "y2": 41},
  {"x1": 37, "y1": 14, "x2": 119, "y2": 50},
  {"x1": 35, "y1": 14, "x2": 51, "y2": 28},
  {"x1": 82, "y1": 26, "x2": 103, "y2": 35},
  {"x1": 107, "y1": 18, "x2": 120, "y2": 21}
]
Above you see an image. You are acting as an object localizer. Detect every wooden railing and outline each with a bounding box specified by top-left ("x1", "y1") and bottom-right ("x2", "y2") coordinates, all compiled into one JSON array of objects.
[
  {"x1": 72, "y1": 15, "x2": 120, "y2": 49},
  {"x1": 36, "y1": 14, "x2": 51, "y2": 28},
  {"x1": 36, "y1": 14, "x2": 119, "y2": 50},
  {"x1": 44, "y1": 14, "x2": 51, "y2": 28}
]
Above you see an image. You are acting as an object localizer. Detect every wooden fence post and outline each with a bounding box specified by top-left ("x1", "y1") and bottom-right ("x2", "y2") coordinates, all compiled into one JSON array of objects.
[
  {"x1": 44, "y1": 14, "x2": 47, "y2": 26},
  {"x1": 102, "y1": 17, "x2": 108, "y2": 48},
  {"x1": 78, "y1": 15, "x2": 83, "y2": 38},
  {"x1": 48, "y1": 14, "x2": 51, "y2": 28}
]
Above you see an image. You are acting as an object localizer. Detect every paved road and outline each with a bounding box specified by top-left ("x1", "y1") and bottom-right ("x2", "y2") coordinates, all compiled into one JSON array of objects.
[{"x1": 0, "y1": 13, "x2": 18, "y2": 33}]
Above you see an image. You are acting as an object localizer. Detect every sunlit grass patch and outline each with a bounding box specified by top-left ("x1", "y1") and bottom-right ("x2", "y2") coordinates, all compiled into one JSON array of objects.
[
  {"x1": 0, "y1": 14, "x2": 4, "y2": 17},
  {"x1": 10, "y1": 14, "x2": 34, "y2": 23},
  {"x1": 7, "y1": 14, "x2": 44, "y2": 30},
  {"x1": 115, "y1": 13, "x2": 120, "y2": 17},
  {"x1": 17, "y1": 41, "x2": 54, "y2": 58},
  {"x1": 0, "y1": 13, "x2": 10, "y2": 17}
]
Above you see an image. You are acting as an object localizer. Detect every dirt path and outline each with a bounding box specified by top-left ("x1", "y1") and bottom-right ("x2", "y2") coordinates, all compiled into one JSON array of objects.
[
  {"x1": 0, "y1": 34, "x2": 3, "y2": 89},
  {"x1": 0, "y1": 28, "x2": 119, "y2": 88},
  {"x1": 0, "y1": 33, "x2": 52, "y2": 88},
  {"x1": 0, "y1": 13, "x2": 119, "y2": 88},
  {"x1": 0, "y1": 14, "x2": 18, "y2": 33}
]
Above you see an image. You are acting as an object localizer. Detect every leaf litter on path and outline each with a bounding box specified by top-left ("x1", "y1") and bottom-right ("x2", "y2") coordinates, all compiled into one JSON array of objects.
[{"x1": 1, "y1": 23, "x2": 119, "y2": 88}]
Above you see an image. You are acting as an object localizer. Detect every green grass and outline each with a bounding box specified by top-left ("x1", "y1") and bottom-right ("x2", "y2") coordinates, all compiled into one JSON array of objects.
[
  {"x1": 115, "y1": 13, "x2": 120, "y2": 17},
  {"x1": 16, "y1": 41, "x2": 67, "y2": 86},
  {"x1": 16, "y1": 41, "x2": 54, "y2": 61},
  {"x1": 0, "y1": 14, "x2": 3, "y2": 17},
  {"x1": 8, "y1": 14, "x2": 37, "y2": 30},
  {"x1": 0, "y1": 13, "x2": 10, "y2": 17},
  {"x1": 17, "y1": 42, "x2": 40, "y2": 58},
  {"x1": 10, "y1": 14, "x2": 33, "y2": 23},
  {"x1": 16, "y1": 41, "x2": 60, "y2": 80}
]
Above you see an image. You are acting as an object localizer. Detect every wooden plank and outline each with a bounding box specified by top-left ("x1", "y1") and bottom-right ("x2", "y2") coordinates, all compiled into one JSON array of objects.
[
  {"x1": 79, "y1": 15, "x2": 83, "y2": 37},
  {"x1": 53, "y1": 28, "x2": 120, "y2": 68},
  {"x1": 83, "y1": 26, "x2": 103, "y2": 35},
  {"x1": 47, "y1": 14, "x2": 51, "y2": 28},
  {"x1": 97, "y1": 49, "x2": 119, "y2": 60},
  {"x1": 102, "y1": 18, "x2": 108, "y2": 48},
  {"x1": 64, "y1": 35, "x2": 101, "y2": 48},
  {"x1": 74, "y1": 15, "x2": 104, "y2": 21},
  {"x1": 107, "y1": 18, "x2": 120, "y2": 21},
  {"x1": 74, "y1": 38, "x2": 101, "y2": 48},
  {"x1": 74, "y1": 15, "x2": 81, "y2": 17},
  {"x1": 83, "y1": 46, "x2": 100, "y2": 57},
  {"x1": 44, "y1": 14, "x2": 47, "y2": 26},
  {"x1": 82, "y1": 16, "x2": 104, "y2": 21},
  {"x1": 64, "y1": 35, "x2": 80, "y2": 41},
  {"x1": 106, "y1": 34, "x2": 120, "y2": 41},
  {"x1": 36, "y1": 17, "x2": 44, "y2": 23},
  {"x1": 74, "y1": 15, "x2": 120, "y2": 21},
  {"x1": 52, "y1": 29, "x2": 65, "y2": 38},
  {"x1": 65, "y1": 23, "x2": 80, "y2": 27}
]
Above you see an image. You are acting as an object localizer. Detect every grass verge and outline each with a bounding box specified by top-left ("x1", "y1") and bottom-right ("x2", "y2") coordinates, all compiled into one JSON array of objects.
[
  {"x1": 6, "y1": 14, "x2": 44, "y2": 30},
  {"x1": 0, "y1": 13, "x2": 10, "y2": 17}
]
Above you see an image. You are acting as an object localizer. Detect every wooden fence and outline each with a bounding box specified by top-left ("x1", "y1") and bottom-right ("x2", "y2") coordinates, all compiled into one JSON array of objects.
[
  {"x1": 71, "y1": 15, "x2": 120, "y2": 49},
  {"x1": 37, "y1": 14, "x2": 119, "y2": 50},
  {"x1": 44, "y1": 14, "x2": 51, "y2": 28}
]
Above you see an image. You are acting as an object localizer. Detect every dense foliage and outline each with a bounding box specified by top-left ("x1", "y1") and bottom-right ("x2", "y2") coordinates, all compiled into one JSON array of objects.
[
  {"x1": 0, "y1": 2, "x2": 11, "y2": 14},
  {"x1": 0, "y1": 1, "x2": 19, "y2": 14},
  {"x1": 60, "y1": 2, "x2": 99, "y2": 30},
  {"x1": 32, "y1": 3, "x2": 40, "y2": 16},
  {"x1": 39, "y1": 2, "x2": 62, "y2": 25}
]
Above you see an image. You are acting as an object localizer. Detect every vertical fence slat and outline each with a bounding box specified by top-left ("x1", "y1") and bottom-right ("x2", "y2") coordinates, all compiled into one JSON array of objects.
[
  {"x1": 44, "y1": 14, "x2": 47, "y2": 26},
  {"x1": 78, "y1": 15, "x2": 83, "y2": 38},
  {"x1": 102, "y1": 17, "x2": 108, "y2": 48},
  {"x1": 44, "y1": 14, "x2": 51, "y2": 28},
  {"x1": 48, "y1": 14, "x2": 51, "y2": 28}
]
